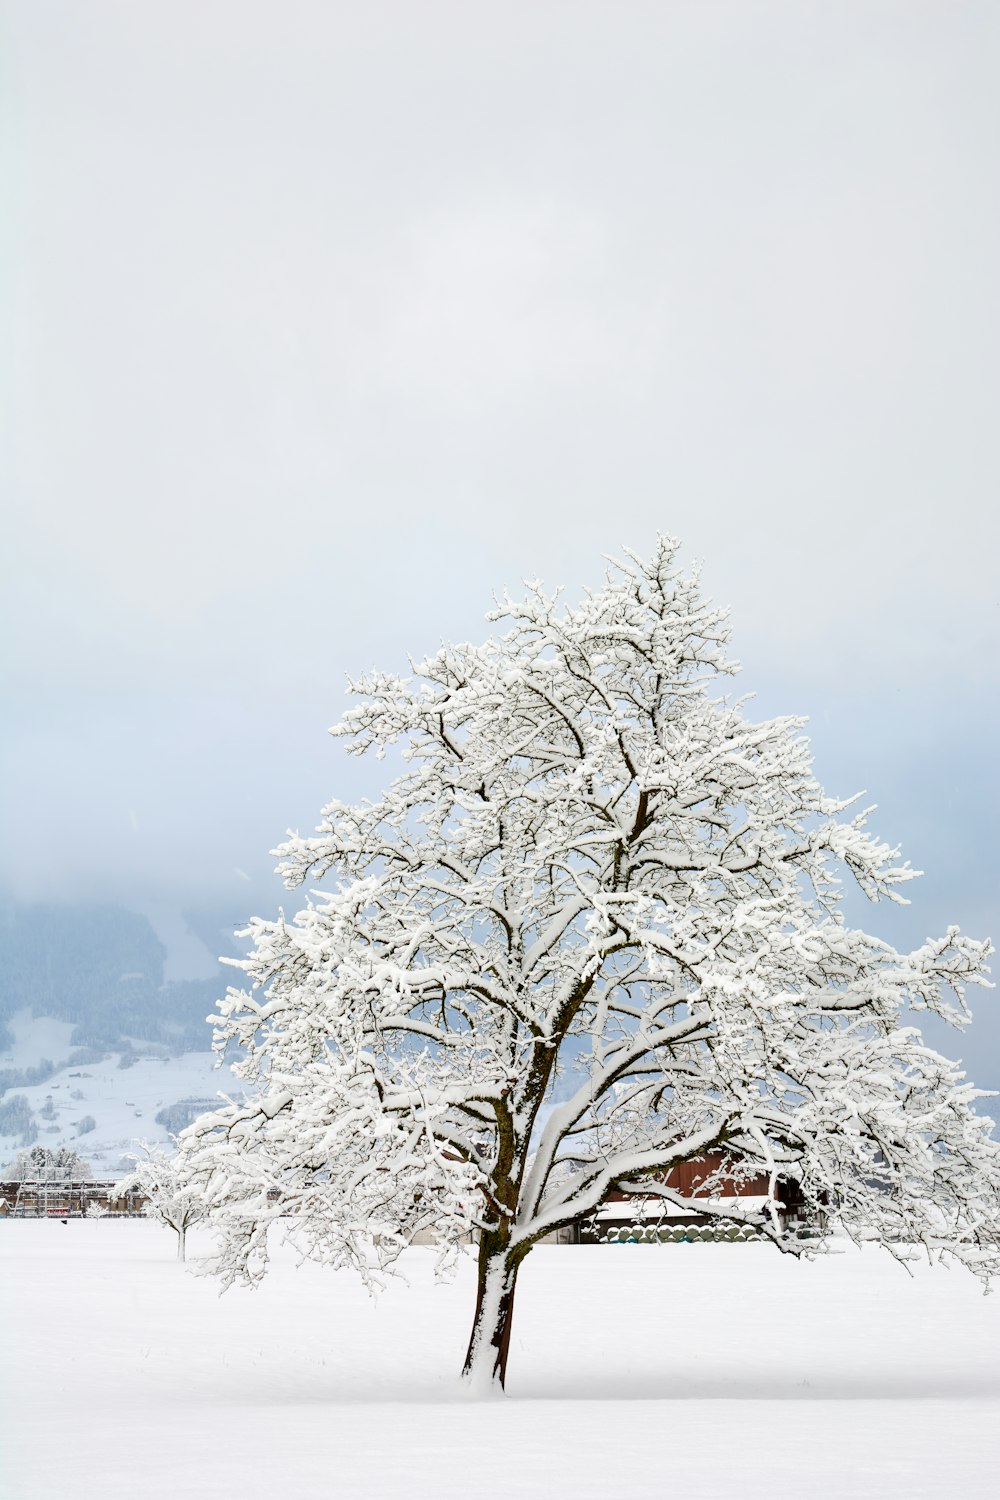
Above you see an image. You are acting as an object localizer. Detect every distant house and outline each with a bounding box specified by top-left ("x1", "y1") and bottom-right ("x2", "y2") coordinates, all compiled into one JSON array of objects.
[
  {"x1": 578, "y1": 1152, "x2": 816, "y2": 1242},
  {"x1": 0, "y1": 1179, "x2": 147, "y2": 1218},
  {"x1": 271, "y1": 1149, "x2": 820, "y2": 1247}
]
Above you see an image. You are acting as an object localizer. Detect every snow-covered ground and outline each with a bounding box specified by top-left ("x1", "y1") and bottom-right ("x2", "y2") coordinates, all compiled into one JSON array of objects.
[
  {"x1": 0, "y1": 1010, "x2": 78, "y2": 1072},
  {"x1": 0, "y1": 1009, "x2": 231, "y2": 1173},
  {"x1": 3, "y1": 1223, "x2": 998, "y2": 1499}
]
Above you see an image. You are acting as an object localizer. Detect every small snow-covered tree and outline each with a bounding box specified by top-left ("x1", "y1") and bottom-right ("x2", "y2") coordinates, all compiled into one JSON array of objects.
[
  {"x1": 183, "y1": 539, "x2": 998, "y2": 1392},
  {"x1": 3, "y1": 1144, "x2": 91, "y2": 1182},
  {"x1": 113, "y1": 1146, "x2": 204, "y2": 1261}
]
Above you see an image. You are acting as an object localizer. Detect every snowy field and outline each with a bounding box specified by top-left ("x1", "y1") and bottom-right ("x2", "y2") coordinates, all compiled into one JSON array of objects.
[{"x1": 3, "y1": 1222, "x2": 999, "y2": 1500}]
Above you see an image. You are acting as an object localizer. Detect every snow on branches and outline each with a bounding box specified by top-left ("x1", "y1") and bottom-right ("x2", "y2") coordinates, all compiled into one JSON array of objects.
[
  {"x1": 182, "y1": 537, "x2": 998, "y2": 1389},
  {"x1": 113, "y1": 1146, "x2": 205, "y2": 1261}
]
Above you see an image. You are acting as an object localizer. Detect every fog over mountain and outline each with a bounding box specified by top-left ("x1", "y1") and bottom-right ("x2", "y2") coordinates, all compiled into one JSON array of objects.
[{"x1": 3, "y1": 4, "x2": 998, "y2": 1111}]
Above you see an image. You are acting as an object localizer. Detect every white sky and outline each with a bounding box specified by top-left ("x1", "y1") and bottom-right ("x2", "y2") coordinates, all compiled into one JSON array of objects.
[{"x1": 3, "y1": 1, "x2": 998, "y2": 1070}]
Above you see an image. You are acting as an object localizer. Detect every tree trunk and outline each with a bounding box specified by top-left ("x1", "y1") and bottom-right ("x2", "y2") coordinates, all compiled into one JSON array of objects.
[
  {"x1": 461, "y1": 1242, "x2": 523, "y2": 1395},
  {"x1": 176, "y1": 1224, "x2": 186, "y2": 1262}
]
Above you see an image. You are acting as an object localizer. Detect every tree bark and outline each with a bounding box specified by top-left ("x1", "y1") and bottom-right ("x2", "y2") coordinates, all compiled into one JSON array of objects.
[
  {"x1": 177, "y1": 1224, "x2": 186, "y2": 1262},
  {"x1": 461, "y1": 1240, "x2": 523, "y2": 1394}
]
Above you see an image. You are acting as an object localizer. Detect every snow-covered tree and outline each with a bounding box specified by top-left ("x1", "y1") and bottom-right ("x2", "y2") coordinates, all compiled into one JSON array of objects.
[
  {"x1": 3, "y1": 1144, "x2": 91, "y2": 1181},
  {"x1": 113, "y1": 1146, "x2": 204, "y2": 1261},
  {"x1": 183, "y1": 538, "x2": 998, "y2": 1392}
]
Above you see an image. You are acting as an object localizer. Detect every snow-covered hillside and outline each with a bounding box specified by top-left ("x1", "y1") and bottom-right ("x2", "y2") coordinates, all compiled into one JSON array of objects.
[
  {"x1": 0, "y1": 1009, "x2": 236, "y2": 1176},
  {"x1": 0, "y1": 900, "x2": 249, "y2": 1175}
]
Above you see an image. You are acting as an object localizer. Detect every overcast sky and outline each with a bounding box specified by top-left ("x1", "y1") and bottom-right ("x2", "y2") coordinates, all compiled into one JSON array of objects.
[{"x1": 3, "y1": 4, "x2": 998, "y2": 1074}]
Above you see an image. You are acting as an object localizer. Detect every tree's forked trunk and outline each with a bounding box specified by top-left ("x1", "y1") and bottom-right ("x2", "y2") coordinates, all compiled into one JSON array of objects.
[{"x1": 461, "y1": 1248, "x2": 521, "y2": 1396}]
